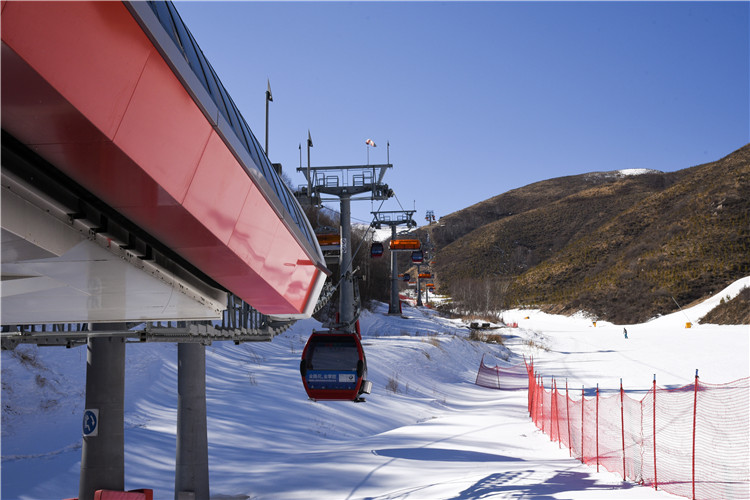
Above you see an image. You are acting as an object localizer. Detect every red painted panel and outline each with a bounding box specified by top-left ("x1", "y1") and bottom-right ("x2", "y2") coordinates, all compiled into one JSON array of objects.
[
  {"x1": 286, "y1": 263, "x2": 319, "y2": 313},
  {"x1": 228, "y1": 184, "x2": 278, "y2": 272},
  {"x1": 175, "y1": 243, "x2": 252, "y2": 281},
  {"x1": 265, "y1": 229, "x2": 319, "y2": 312},
  {"x1": 128, "y1": 203, "x2": 222, "y2": 253},
  {"x1": 2, "y1": 1, "x2": 320, "y2": 315},
  {"x1": 1, "y1": 1, "x2": 152, "y2": 139},
  {"x1": 178, "y1": 245, "x2": 295, "y2": 314},
  {"x1": 183, "y1": 131, "x2": 252, "y2": 245},
  {"x1": 1, "y1": 44, "x2": 106, "y2": 146},
  {"x1": 114, "y1": 51, "x2": 212, "y2": 205},
  {"x1": 222, "y1": 272, "x2": 296, "y2": 314},
  {"x1": 30, "y1": 140, "x2": 160, "y2": 210},
  {"x1": 262, "y1": 230, "x2": 306, "y2": 296}
]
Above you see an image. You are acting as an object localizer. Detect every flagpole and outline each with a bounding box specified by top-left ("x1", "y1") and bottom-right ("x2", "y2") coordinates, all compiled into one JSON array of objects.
[
  {"x1": 307, "y1": 131, "x2": 313, "y2": 199},
  {"x1": 265, "y1": 79, "x2": 272, "y2": 155}
]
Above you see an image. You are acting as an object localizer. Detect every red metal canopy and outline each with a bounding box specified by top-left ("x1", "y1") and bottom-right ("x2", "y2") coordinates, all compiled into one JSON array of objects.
[{"x1": 1, "y1": 1, "x2": 326, "y2": 317}]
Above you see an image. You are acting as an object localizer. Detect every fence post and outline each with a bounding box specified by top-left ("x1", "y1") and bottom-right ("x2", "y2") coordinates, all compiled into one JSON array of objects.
[
  {"x1": 552, "y1": 379, "x2": 557, "y2": 444},
  {"x1": 620, "y1": 378, "x2": 626, "y2": 480},
  {"x1": 532, "y1": 370, "x2": 537, "y2": 421},
  {"x1": 555, "y1": 379, "x2": 561, "y2": 449},
  {"x1": 531, "y1": 373, "x2": 536, "y2": 422},
  {"x1": 566, "y1": 379, "x2": 571, "y2": 458},
  {"x1": 692, "y1": 369, "x2": 699, "y2": 500},
  {"x1": 535, "y1": 373, "x2": 540, "y2": 425},
  {"x1": 525, "y1": 357, "x2": 530, "y2": 415},
  {"x1": 537, "y1": 374, "x2": 542, "y2": 425},
  {"x1": 653, "y1": 374, "x2": 658, "y2": 491},
  {"x1": 533, "y1": 372, "x2": 539, "y2": 424},
  {"x1": 549, "y1": 378, "x2": 554, "y2": 442},
  {"x1": 535, "y1": 373, "x2": 539, "y2": 424},
  {"x1": 541, "y1": 377, "x2": 545, "y2": 433},
  {"x1": 581, "y1": 385, "x2": 585, "y2": 464},
  {"x1": 596, "y1": 384, "x2": 600, "y2": 472}
]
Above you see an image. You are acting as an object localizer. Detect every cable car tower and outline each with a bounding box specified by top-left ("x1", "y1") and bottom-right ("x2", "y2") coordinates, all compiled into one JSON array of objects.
[
  {"x1": 295, "y1": 151, "x2": 393, "y2": 401},
  {"x1": 425, "y1": 209, "x2": 436, "y2": 224},
  {"x1": 414, "y1": 233, "x2": 434, "y2": 307},
  {"x1": 297, "y1": 163, "x2": 393, "y2": 331},
  {"x1": 371, "y1": 210, "x2": 417, "y2": 314}
]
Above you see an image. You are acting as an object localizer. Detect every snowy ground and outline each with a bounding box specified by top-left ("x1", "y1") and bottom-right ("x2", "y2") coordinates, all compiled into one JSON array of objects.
[{"x1": 1, "y1": 277, "x2": 748, "y2": 499}]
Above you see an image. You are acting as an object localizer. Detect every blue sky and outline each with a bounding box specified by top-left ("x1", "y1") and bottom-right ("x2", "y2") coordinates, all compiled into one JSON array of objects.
[{"x1": 175, "y1": 1, "x2": 749, "y2": 226}]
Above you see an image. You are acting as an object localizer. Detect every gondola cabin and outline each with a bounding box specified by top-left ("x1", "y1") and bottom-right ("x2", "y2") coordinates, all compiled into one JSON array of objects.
[
  {"x1": 390, "y1": 239, "x2": 421, "y2": 250},
  {"x1": 300, "y1": 331, "x2": 371, "y2": 401},
  {"x1": 411, "y1": 250, "x2": 424, "y2": 264},
  {"x1": 316, "y1": 232, "x2": 341, "y2": 251},
  {"x1": 316, "y1": 227, "x2": 341, "y2": 265},
  {"x1": 371, "y1": 242, "x2": 384, "y2": 258},
  {"x1": 402, "y1": 273, "x2": 410, "y2": 282},
  {"x1": 418, "y1": 272, "x2": 431, "y2": 279}
]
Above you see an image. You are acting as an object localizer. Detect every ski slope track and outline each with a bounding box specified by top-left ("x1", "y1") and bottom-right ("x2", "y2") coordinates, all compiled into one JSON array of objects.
[{"x1": 2, "y1": 277, "x2": 748, "y2": 499}]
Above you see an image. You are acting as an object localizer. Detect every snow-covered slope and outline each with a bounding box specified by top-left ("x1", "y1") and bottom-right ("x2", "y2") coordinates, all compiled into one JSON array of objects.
[{"x1": 2, "y1": 279, "x2": 748, "y2": 499}]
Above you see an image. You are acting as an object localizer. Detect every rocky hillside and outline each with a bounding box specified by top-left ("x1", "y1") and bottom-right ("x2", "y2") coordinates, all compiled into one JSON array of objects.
[{"x1": 422, "y1": 144, "x2": 750, "y2": 324}]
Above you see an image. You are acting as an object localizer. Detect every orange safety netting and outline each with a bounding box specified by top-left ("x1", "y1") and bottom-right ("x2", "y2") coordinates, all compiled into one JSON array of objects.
[{"x1": 525, "y1": 358, "x2": 750, "y2": 500}]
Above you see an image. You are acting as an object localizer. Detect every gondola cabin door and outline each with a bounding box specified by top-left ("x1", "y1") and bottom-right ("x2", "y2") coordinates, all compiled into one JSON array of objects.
[{"x1": 300, "y1": 331, "x2": 369, "y2": 401}]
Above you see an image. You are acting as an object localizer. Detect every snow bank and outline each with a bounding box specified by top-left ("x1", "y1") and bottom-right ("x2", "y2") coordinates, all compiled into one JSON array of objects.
[{"x1": 2, "y1": 278, "x2": 748, "y2": 499}]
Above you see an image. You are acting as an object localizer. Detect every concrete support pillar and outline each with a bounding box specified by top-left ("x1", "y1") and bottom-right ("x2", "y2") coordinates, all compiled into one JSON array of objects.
[
  {"x1": 175, "y1": 342, "x2": 209, "y2": 500},
  {"x1": 79, "y1": 328, "x2": 126, "y2": 500}
]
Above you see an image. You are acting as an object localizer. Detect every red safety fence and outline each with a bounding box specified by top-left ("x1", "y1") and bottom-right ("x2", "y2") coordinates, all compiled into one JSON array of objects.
[{"x1": 525, "y1": 357, "x2": 750, "y2": 500}]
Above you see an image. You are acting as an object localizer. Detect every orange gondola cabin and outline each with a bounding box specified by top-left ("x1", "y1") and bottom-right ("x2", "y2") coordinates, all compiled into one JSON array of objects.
[{"x1": 389, "y1": 239, "x2": 421, "y2": 250}]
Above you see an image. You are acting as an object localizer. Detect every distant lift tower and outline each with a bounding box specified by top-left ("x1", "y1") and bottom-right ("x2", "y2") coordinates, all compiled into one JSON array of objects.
[
  {"x1": 372, "y1": 210, "x2": 417, "y2": 314},
  {"x1": 297, "y1": 164, "x2": 393, "y2": 332},
  {"x1": 415, "y1": 233, "x2": 434, "y2": 307}
]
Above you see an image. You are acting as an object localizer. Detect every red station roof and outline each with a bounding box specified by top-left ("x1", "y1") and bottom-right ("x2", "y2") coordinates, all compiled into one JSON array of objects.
[{"x1": 1, "y1": 1, "x2": 327, "y2": 318}]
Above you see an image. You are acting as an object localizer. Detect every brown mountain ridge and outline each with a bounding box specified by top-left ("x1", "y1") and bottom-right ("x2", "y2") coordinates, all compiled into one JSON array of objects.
[{"x1": 420, "y1": 144, "x2": 750, "y2": 324}]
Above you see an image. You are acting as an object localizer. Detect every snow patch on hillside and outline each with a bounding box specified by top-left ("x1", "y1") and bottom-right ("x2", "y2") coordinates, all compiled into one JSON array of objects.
[{"x1": 617, "y1": 168, "x2": 661, "y2": 176}]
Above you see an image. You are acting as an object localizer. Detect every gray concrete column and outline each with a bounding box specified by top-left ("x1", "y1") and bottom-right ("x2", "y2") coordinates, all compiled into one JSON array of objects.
[
  {"x1": 79, "y1": 330, "x2": 126, "y2": 500},
  {"x1": 175, "y1": 342, "x2": 209, "y2": 500}
]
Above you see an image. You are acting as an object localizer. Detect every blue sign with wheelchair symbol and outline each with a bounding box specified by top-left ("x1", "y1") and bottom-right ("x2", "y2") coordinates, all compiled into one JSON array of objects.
[{"x1": 83, "y1": 409, "x2": 99, "y2": 437}]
